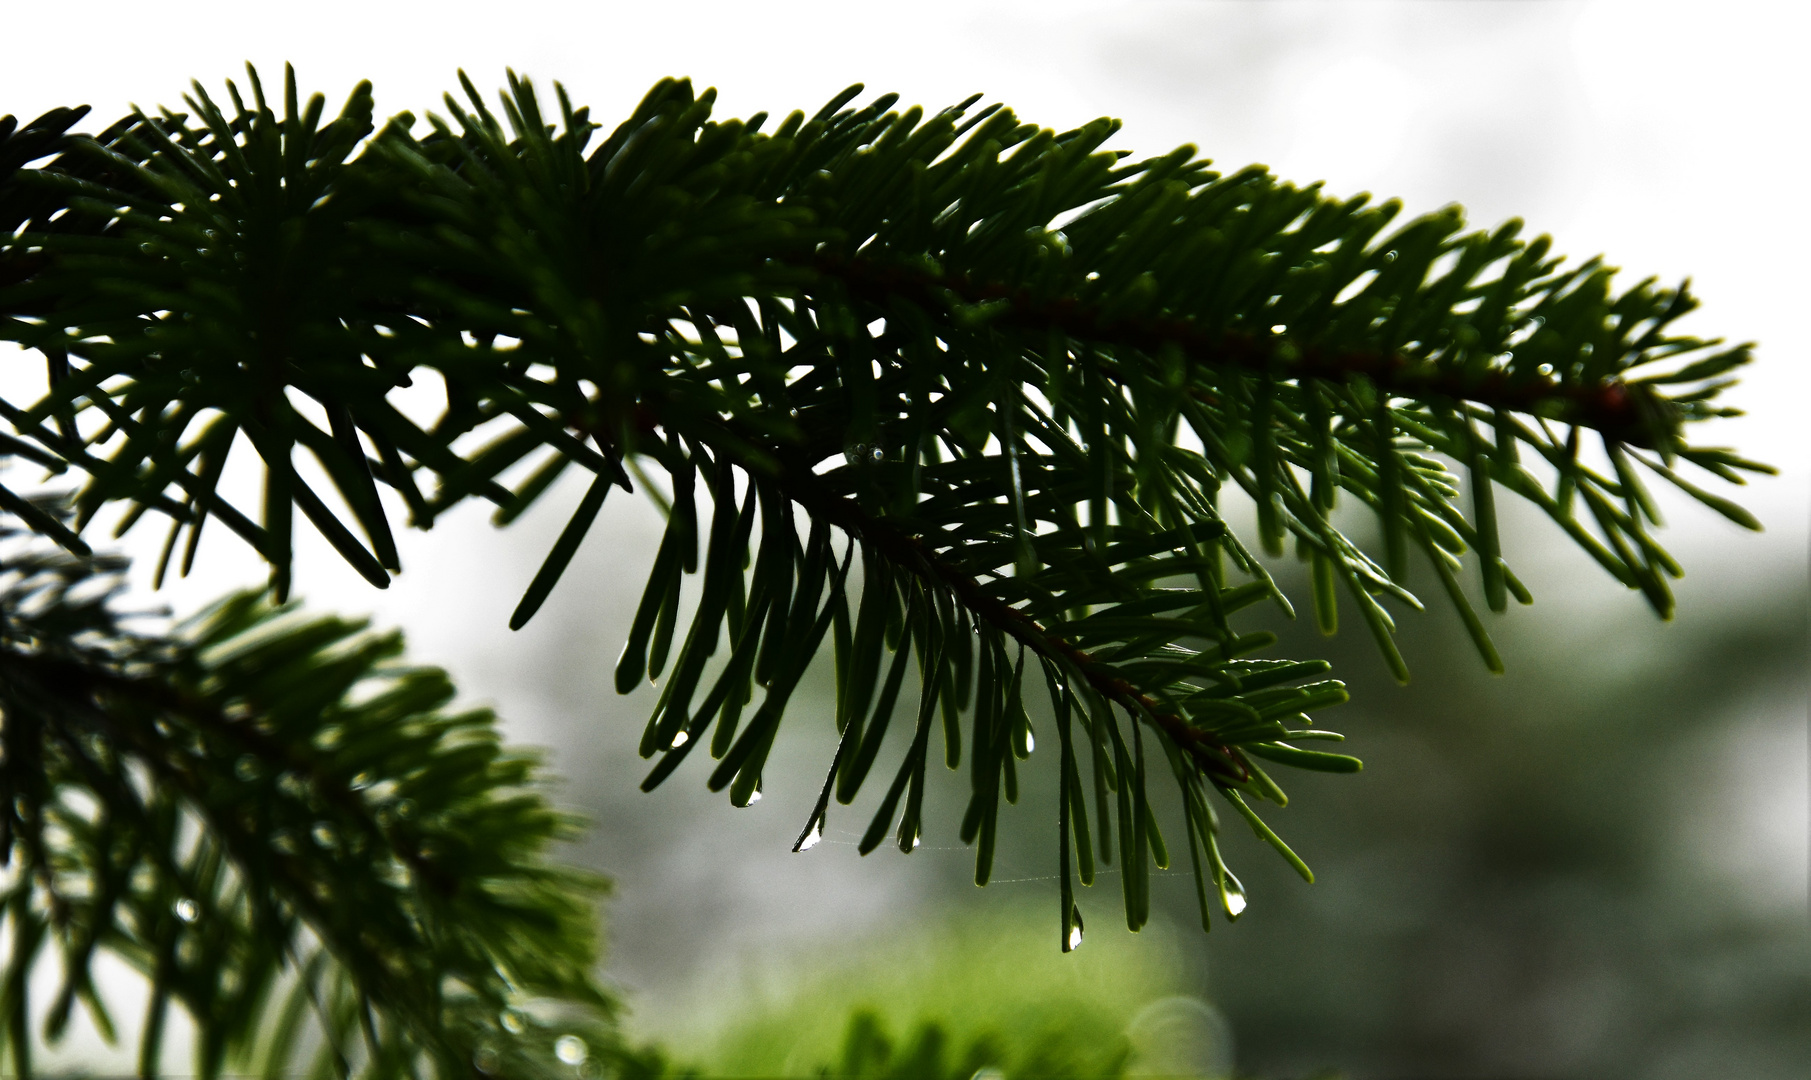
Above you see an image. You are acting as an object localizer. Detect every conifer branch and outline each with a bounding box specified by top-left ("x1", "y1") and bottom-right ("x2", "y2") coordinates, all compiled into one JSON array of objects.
[
  {"x1": 669, "y1": 405, "x2": 1253, "y2": 787},
  {"x1": 0, "y1": 524, "x2": 628, "y2": 1078},
  {"x1": 814, "y1": 253, "x2": 1668, "y2": 447},
  {"x1": 0, "y1": 68, "x2": 1769, "y2": 952}
]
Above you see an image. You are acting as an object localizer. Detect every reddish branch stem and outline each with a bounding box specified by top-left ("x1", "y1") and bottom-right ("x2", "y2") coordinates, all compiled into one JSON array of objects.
[{"x1": 813, "y1": 253, "x2": 1659, "y2": 447}]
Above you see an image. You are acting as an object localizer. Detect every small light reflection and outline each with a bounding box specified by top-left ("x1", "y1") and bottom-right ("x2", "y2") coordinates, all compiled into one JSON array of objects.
[
  {"x1": 554, "y1": 1035, "x2": 588, "y2": 1066},
  {"x1": 1221, "y1": 871, "x2": 1248, "y2": 919}
]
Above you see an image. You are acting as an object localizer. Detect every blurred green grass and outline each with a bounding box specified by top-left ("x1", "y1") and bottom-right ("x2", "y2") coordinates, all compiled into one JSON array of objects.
[{"x1": 645, "y1": 903, "x2": 1221, "y2": 1079}]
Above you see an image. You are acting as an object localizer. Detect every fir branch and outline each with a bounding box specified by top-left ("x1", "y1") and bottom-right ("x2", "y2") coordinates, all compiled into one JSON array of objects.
[
  {"x1": 667, "y1": 406, "x2": 1253, "y2": 787},
  {"x1": 813, "y1": 253, "x2": 1670, "y2": 448},
  {"x1": 0, "y1": 68, "x2": 1769, "y2": 945}
]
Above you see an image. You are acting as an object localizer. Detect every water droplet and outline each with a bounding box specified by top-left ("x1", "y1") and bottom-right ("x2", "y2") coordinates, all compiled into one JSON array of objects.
[
  {"x1": 1537, "y1": 363, "x2": 1554, "y2": 376},
  {"x1": 870, "y1": 447, "x2": 885, "y2": 462},
  {"x1": 500, "y1": 1010, "x2": 525, "y2": 1034},
  {"x1": 1270, "y1": 324, "x2": 1287, "y2": 335},
  {"x1": 1067, "y1": 905, "x2": 1084, "y2": 950},
  {"x1": 1220, "y1": 871, "x2": 1248, "y2": 919},
  {"x1": 311, "y1": 823, "x2": 338, "y2": 849},
  {"x1": 798, "y1": 824, "x2": 823, "y2": 851},
  {"x1": 473, "y1": 1047, "x2": 500, "y2": 1074},
  {"x1": 554, "y1": 1036, "x2": 588, "y2": 1066},
  {"x1": 173, "y1": 898, "x2": 198, "y2": 923},
  {"x1": 912, "y1": 835, "x2": 921, "y2": 849},
  {"x1": 669, "y1": 731, "x2": 689, "y2": 749},
  {"x1": 1024, "y1": 730, "x2": 1035, "y2": 754},
  {"x1": 748, "y1": 790, "x2": 762, "y2": 804}
]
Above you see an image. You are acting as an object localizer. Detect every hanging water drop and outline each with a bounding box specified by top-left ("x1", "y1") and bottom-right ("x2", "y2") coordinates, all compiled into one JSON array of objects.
[
  {"x1": 798, "y1": 824, "x2": 823, "y2": 851},
  {"x1": 670, "y1": 730, "x2": 689, "y2": 749},
  {"x1": 1024, "y1": 730, "x2": 1035, "y2": 754},
  {"x1": 748, "y1": 789, "x2": 762, "y2": 804},
  {"x1": 173, "y1": 898, "x2": 199, "y2": 923},
  {"x1": 500, "y1": 1009, "x2": 525, "y2": 1034},
  {"x1": 1220, "y1": 871, "x2": 1248, "y2": 919},
  {"x1": 1067, "y1": 906, "x2": 1085, "y2": 950}
]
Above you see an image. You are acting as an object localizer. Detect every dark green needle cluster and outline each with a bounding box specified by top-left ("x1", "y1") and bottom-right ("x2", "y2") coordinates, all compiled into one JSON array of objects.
[{"x1": 0, "y1": 63, "x2": 1766, "y2": 1035}]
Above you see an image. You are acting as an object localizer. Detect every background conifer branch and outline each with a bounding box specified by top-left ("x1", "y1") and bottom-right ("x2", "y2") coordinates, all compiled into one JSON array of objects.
[{"x1": 0, "y1": 507, "x2": 636, "y2": 1078}]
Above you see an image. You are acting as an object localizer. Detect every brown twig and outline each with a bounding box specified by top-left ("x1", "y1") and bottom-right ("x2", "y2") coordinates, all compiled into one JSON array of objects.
[{"x1": 812, "y1": 253, "x2": 1660, "y2": 447}]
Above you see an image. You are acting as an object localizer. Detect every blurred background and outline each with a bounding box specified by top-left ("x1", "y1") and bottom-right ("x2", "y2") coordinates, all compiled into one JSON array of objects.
[{"x1": 4, "y1": 2, "x2": 1807, "y2": 1077}]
